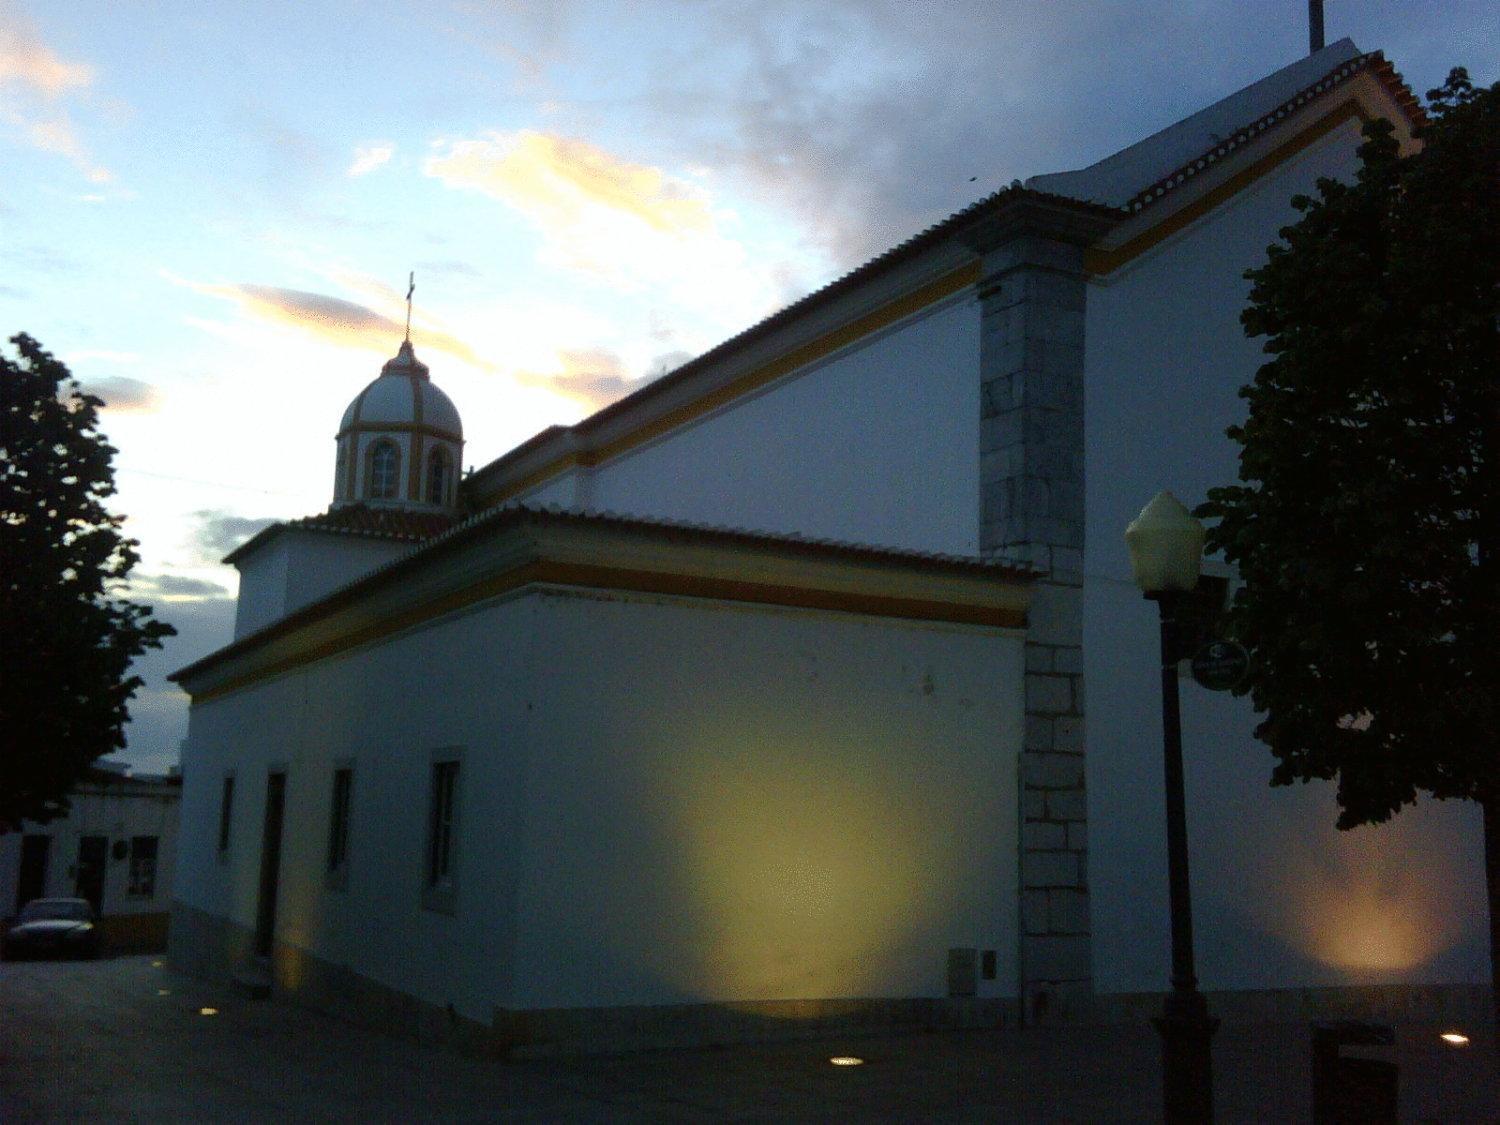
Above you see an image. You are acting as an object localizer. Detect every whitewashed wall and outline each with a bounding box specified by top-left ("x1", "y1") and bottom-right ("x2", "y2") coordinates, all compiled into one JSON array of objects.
[
  {"x1": 521, "y1": 297, "x2": 982, "y2": 556},
  {"x1": 1082, "y1": 118, "x2": 1489, "y2": 995},
  {"x1": 1, "y1": 784, "x2": 180, "y2": 917},
  {"x1": 232, "y1": 532, "x2": 412, "y2": 639},
  {"x1": 516, "y1": 590, "x2": 1024, "y2": 1009},
  {"x1": 178, "y1": 594, "x2": 536, "y2": 1024},
  {"x1": 177, "y1": 586, "x2": 1023, "y2": 1018}
]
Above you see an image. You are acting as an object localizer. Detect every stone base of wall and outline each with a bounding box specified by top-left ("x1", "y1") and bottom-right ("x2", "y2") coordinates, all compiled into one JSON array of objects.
[
  {"x1": 495, "y1": 995, "x2": 1015, "y2": 1058},
  {"x1": 169, "y1": 902, "x2": 1486, "y2": 1059},
  {"x1": 100, "y1": 911, "x2": 169, "y2": 955},
  {"x1": 1094, "y1": 983, "x2": 1492, "y2": 1027},
  {"x1": 167, "y1": 900, "x2": 1017, "y2": 1057}
]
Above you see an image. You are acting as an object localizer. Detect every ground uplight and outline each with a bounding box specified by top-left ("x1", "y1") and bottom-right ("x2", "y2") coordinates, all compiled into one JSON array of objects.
[
  {"x1": 1440, "y1": 1031, "x2": 1470, "y2": 1047},
  {"x1": 828, "y1": 1056, "x2": 864, "y2": 1067},
  {"x1": 157, "y1": 989, "x2": 171, "y2": 996},
  {"x1": 199, "y1": 1007, "x2": 219, "y2": 1016}
]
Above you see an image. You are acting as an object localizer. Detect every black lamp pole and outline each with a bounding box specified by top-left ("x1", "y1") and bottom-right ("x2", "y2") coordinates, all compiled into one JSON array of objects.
[{"x1": 1148, "y1": 591, "x2": 1219, "y2": 1122}]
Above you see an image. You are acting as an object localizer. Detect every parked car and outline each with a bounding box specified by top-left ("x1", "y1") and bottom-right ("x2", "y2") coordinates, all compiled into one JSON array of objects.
[{"x1": 1, "y1": 898, "x2": 101, "y2": 960}]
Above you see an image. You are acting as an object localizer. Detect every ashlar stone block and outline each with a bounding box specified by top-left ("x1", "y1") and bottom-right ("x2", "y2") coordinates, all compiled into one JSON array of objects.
[
  {"x1": 1025, "y1": 934, "x2": 1091, "y2": 982},
  {"x1": 1020, "y1": 850, "x2": 1078, "y2": 888},
  {"x1": 1022, "y1": 752, "x2": 1084, "y2": 790},
  {"x1": 1047, "y1": 888, "x2": 1090, "y2": 935}
]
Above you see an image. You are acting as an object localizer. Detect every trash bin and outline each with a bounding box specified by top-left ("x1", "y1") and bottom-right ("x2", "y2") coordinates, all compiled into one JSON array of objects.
[{"x1": 1311, "y1": 1020, "x2": 1398, "y2": 1124}]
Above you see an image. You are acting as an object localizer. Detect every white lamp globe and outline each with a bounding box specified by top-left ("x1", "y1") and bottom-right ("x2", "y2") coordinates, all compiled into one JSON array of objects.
[{"x1": 1124, "y1": 491, "x2": 1205, "y2": 593}]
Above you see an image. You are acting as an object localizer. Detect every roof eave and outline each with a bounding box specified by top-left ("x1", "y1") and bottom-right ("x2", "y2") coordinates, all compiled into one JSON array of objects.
[{"x1": 173, "y1": 505, "x2": 1038, "y2": 694}]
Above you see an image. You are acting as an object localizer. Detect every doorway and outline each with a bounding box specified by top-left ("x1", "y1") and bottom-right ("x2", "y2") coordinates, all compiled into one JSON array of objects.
[
  {"x1": 15, "y1": 835, "x2": 51, "y2": 913},
  {"x1": 253, "y1": 771, "x2": 287, "y2": 959},
  {"x1": 75, "y1": 835, "x2": 107, "y2": 914}
]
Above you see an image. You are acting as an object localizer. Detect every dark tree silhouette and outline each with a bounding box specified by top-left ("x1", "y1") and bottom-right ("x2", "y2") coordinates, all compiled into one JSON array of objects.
[
  {"x1": 1200, "y1": 70, "x2": 1498, "y2": 1032},
  {"x1": 0, "y1": 334, "x2": 174, "y2": 832}
]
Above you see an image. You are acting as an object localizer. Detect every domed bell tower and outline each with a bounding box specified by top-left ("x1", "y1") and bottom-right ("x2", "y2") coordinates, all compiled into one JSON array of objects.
[{"x1": 333, "y1": 339, "x2": 464, "y2": 512}]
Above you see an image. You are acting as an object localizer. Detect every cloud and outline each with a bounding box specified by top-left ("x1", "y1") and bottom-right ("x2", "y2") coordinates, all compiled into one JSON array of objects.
[
  {"x1": 0, "y1": 4, "x2": 93, "y2": 96},
  {"x1": 514, "y1": 346, "x2": 653, "y2": 410},
  {"x1": 348, "y1": 142, "x2": 393, "y2": 177},
  {"x1": 119, "y1": 595, "x2": 238, "y2": 770},
  {"x1": 564, "y1": 0, "x2": 1216, "y2": 268},
  {"x1": 176, "y1": 277, "x2": 493, "y2": 371},
  {"x1": 129, "y1": 572, "x2": 232, "y2": 602},
  {"x1": 427, "y1": 130, "x2": 715, "y2": 238},
  {"x1": 189, "y1": 510, "x2": 279, "y2": 561},
  {"x1": 79, "y1": 374, "x2": 160, "y2": 413},
  {"x1": 21, "y1": 115, "x2": 110, "y2": 180},
  {"x1": 0, "y1": 2, "x2": 112, "y2": 183},
  {"x1": 423, "y1": 129, "x2": 783, "y2": 322}
]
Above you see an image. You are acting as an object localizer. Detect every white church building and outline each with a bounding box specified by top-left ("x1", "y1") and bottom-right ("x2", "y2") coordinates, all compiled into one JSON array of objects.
[{"x1": 170, "y1": 40, "x2": 1489, "y2": 1053}]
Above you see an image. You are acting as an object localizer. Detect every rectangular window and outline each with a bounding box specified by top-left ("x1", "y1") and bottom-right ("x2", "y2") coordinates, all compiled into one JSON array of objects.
[
  {"x1": 128, "y1": 836, "x2": 159, "y2": 897},
  {"x1": 423, "y1": 757, "x2": 460, "y2": 912},
  {"x1": 218, "y1": 773, "x2": 235, "y2": 856},
  {"x1": 326, "y1": 766, "x2": 353, "y2": 885}
]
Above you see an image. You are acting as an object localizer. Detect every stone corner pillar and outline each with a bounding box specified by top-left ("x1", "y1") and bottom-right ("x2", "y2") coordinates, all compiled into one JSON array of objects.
[{"x1": 967, "y1": 194, "x2": 1113, "y2": 1024}]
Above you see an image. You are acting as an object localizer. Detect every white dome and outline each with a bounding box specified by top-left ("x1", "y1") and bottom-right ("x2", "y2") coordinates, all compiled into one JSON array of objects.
[{"x1": 337, "y1": 341, "x2": 463, "y2": 440}]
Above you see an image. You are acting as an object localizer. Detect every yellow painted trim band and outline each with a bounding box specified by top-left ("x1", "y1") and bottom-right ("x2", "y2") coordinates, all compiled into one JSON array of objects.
[
  {"x1": 1086, "y1": 101, "x2": 1369, "y2": 276},
  {"x1": 190, "y1": 558, "x2": 1023, "y2": 703},
  {"x1": 484, "y1": 263, "x2": 982, "y2": 506}
]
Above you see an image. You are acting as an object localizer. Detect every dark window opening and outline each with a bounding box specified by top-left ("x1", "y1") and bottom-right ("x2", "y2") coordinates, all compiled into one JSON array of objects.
[
  {"x1": 426, "y1": 447, "x2": 449, "y2": 506},
  {"x1": 327, "y1": 767, "x2": 353, "y2": 875},
  {"x1": 369, "y1": 441, "x2": 400, "y2": 500},
  {"x1": 427, "y1": 761, "x2": 459, "y2": 888},
  {"x1": 128, "y1": 836, "x2": 159, "y2": 897},
  {"x1": 218, "y1": 774, "x2": 235, "y2": 854}
]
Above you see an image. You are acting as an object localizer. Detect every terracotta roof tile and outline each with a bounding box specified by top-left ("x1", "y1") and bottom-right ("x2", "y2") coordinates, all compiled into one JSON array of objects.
[
  {"x1": 289, "y1": 504, "x2": 459, "y2": 542},
  {"x1": 1123, "y1": 51, "x2": 1427, "y2": 216},
  {"x1": 222, "y1": 504, "x2": 460, "y2": 565}
]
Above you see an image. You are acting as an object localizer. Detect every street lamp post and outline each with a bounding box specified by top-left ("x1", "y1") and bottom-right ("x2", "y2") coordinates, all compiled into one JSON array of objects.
[{"x1": 1125, "y1": 491, "x2": 1220, "y2": 1123}]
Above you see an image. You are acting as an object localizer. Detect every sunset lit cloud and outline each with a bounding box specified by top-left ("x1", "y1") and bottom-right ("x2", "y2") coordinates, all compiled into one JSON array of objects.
[
  {"x1": 515, "y1": 346, "x2": 650, "y2": 410},
  {"x1": 175, "y1": 277, "x2": 493, "y2": 371},
  {"x1": 0, "y1": 4, "x2": 93, "y2": 97},
  {"x1": 423, "y1": 129, "x2": 784, "y2": 322},
  {"x1": 80, "y1": 374, "x2": 161, "y2": 413},
  {"x1": 0, "y1": 3, "x2": 111, "y2": 181}
]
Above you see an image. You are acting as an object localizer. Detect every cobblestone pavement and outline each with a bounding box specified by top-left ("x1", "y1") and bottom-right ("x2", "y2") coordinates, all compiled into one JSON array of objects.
[{"x1": 1, "y1": 957, "x2": 1495, "y2": 1122}]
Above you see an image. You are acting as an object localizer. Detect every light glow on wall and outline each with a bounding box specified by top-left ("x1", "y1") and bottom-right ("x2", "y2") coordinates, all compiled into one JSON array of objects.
[
  {"x1": 1268, "y1": 819, "x2": 1462, "y2": 976},
  {"x1": 655, "y1": 715, "x2": 989, "y2": 1004}
]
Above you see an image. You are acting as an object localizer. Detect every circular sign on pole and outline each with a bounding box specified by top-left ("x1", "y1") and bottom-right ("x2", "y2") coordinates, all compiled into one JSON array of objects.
[{"x1": 1190, "y1": 640, "x2": 1249, "y2": 691}]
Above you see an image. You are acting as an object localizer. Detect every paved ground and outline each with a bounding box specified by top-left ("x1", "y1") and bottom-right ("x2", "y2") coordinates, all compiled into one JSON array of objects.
[{"x1": 1, "y1": 957, "x2": 1495, "y2": 1122}]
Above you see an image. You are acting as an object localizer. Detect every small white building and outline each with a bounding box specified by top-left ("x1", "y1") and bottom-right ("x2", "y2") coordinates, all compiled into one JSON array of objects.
[
  {"x1": 1, "y1": 766, "x2": 181, "y2": 954},
  {"x1": 170, "y1": 40, "x2": 1488, "y2": 1053}
]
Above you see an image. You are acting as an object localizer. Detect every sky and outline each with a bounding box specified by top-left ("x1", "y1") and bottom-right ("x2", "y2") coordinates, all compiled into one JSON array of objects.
[{"x1": 2, "y1": 0, "x2": 1495, "y2": 775}]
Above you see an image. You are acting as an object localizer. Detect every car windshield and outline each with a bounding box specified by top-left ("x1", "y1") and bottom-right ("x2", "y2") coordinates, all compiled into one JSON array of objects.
[{"x1": 17, "y1": 899, "x2": 91, "y2": 922}]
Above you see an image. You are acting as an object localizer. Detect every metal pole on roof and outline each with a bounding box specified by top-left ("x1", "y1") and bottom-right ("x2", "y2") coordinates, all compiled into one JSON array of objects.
[{"x1": 1309, "y1": 0, "x2": 1325, "y2": 54}]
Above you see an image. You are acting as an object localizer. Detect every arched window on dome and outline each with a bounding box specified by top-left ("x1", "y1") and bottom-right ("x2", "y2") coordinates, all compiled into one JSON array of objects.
[
  {"x1": 426, "y1": 447, "x2": 451, "y2": 506},
  {"x1": 368, "y1": 440, "x2": 400, "y2": 501}
]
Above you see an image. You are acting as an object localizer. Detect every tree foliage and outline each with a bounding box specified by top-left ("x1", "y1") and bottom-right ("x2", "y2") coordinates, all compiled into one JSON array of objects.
[
  {"x1": 1199, "y1": 71, "x2": 1498, "y2": 830},
  {"x1": 0, "y1": 334, "x2": 174, "y2": 832}
]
